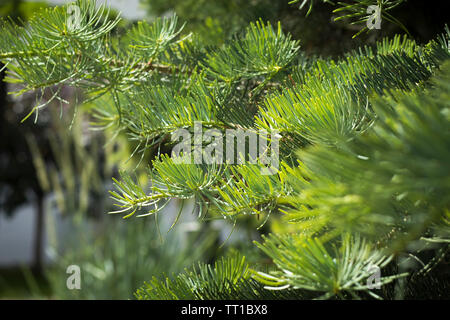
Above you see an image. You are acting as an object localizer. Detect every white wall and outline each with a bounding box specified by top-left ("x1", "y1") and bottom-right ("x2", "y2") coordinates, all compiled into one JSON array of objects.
[
  {"x1": 45, "y1": 0, "x2": 147, "y2": 20},
  {"x1": 0, "y1": 197, "x2": 73, "y2": 267},
  {"x1": 0, "y1": 204, "x2": 36, "y2": 266}
]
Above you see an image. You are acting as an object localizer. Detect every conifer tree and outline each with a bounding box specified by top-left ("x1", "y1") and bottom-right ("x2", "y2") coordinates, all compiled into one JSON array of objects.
[{"x1": 0, "y1": 0, "x2": 448, "y2": 299}]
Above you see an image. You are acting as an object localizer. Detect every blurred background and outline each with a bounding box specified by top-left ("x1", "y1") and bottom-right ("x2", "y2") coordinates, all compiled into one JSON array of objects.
[{"x1": 0, "y1": 0, "x2": 448, "y2": 299}]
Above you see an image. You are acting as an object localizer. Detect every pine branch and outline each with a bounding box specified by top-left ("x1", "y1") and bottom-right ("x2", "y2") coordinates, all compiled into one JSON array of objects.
[
  {"x1": 254, "y1": 233, "x2": 407, "y2": 299},
  {"x1": 135, "y1": 254, "x2": 307, "y2": 300}
]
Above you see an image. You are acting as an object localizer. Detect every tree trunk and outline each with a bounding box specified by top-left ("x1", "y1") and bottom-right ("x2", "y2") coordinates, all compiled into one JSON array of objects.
[{"x1": 33, "y1": 194, "x2": 44, "y2": 273}]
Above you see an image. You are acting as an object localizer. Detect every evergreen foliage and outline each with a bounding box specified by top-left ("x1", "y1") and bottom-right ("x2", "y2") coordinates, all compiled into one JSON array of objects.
[
  {"x1": 291, "y1": 0, "x2": 409, "y2": 37},
  {"x1": 0, "y1": 0, "x2": 448, "y2": 299}
]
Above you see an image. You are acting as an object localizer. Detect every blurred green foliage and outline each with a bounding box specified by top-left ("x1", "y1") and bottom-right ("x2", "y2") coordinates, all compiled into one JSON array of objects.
[
  {"x1": 142, "y1": 0, "x2": 449, "y2": 56},
  {"x1": 18, "y1": 97, "x2": 220, "y2": 299},
  {"x1": 46, "y1": 217, "x2": 216, "y2": 299}
]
